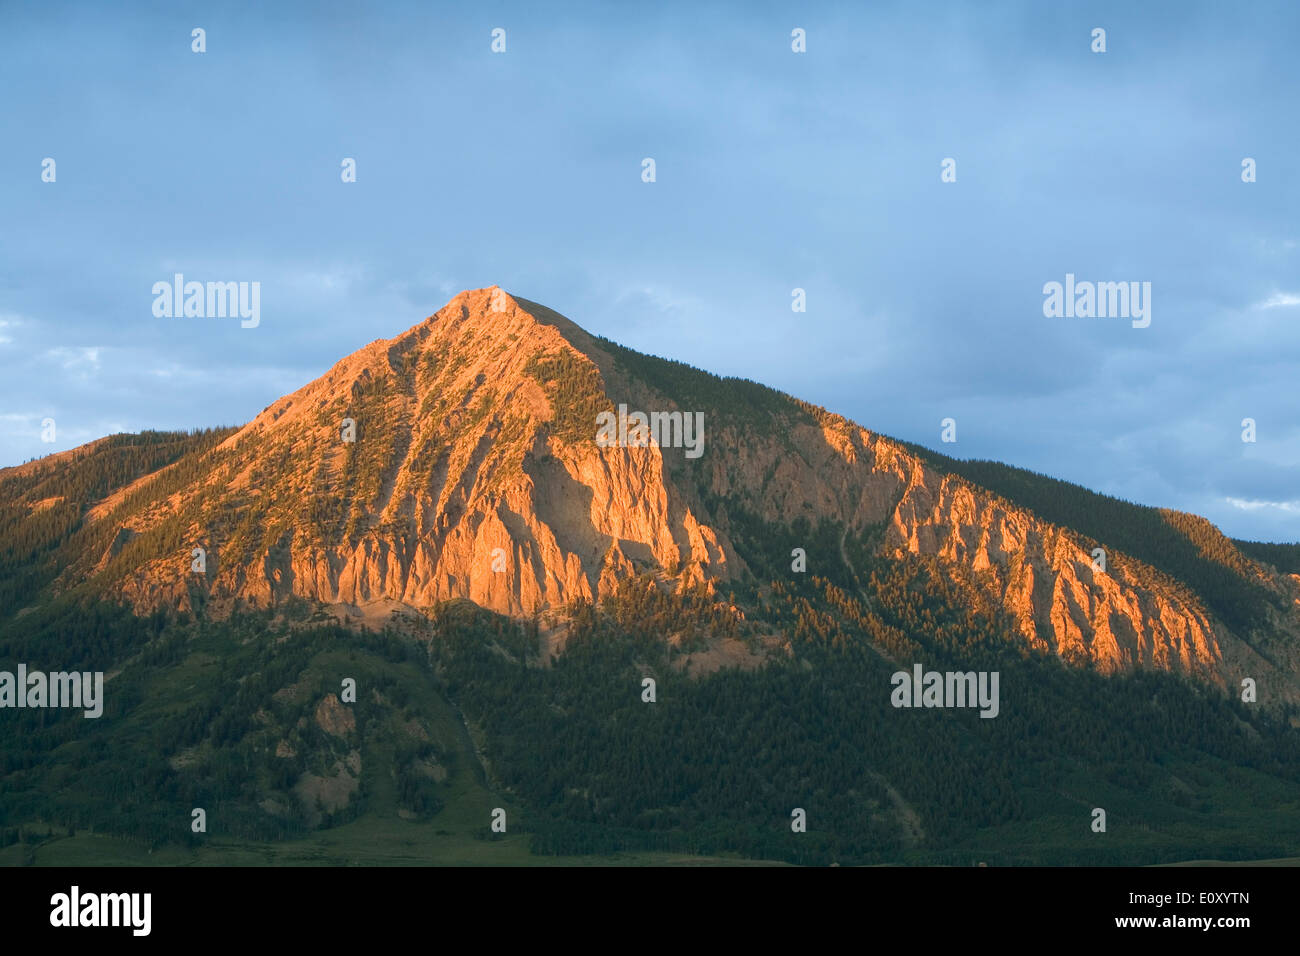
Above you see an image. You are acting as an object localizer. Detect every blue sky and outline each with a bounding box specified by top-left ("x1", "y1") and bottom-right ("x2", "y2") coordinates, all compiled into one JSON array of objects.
[{"x1": 1, "y1": 1, "x2": 1297, "y2": 541}]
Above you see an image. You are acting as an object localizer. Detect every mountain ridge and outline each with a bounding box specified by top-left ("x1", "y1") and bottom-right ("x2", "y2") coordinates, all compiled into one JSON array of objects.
[{"x1": 4, "y1": 287, "x2": 1299, "y2": 701}]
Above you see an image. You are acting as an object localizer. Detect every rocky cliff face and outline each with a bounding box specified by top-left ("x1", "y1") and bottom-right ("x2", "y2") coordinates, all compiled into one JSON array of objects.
[
  {"x1": 105, "y1": 288, "x2": 729, "y2": 618},
  {"x1": 883, "y1": 468, "x2": 1221, "y2": 674},
  {"x1": 72, "y1": 288, "x2": 1297, "y2": 695}
]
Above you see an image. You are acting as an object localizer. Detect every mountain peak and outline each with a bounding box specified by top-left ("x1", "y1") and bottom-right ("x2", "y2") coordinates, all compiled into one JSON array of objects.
[
  {"x1": 422, "y1": 286, "x2": 606, "y2": 363},
  {"x1": 224, "y1": 288, "x2": 601, "y2": 451}
]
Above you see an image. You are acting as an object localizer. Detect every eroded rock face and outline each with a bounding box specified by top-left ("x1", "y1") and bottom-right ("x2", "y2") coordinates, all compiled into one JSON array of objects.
[
  {"x1": 98, "y1": 289, "x2": 732, "y2": 619},
  {"x1": 315, "y1": 695, "x2": 356, "y2": 738},
  {"x1": 698, "y1": 407, "x2": 1235, "y2": 684},
  {"x1": 79, "y1": 288, "x2": 1297, "y2": 696},
  {"x1": 881, "y1": 466, "x2": 1220, "y2": 676}
]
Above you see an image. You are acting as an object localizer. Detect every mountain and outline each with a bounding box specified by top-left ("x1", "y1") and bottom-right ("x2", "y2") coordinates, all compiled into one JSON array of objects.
[
  {"x1": 7, "y1": 287, "x2": 1298, "y2": 693},
  {"x1": 3, "y1": 287, "x2": 1300, "y2": 866}
]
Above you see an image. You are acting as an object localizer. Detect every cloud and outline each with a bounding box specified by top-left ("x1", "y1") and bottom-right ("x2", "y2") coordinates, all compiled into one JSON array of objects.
[
  {"x1": 0, "y1": 313, "x2": 27, "y2": 345},
  {"x1": 46, "y1": 346, "x2": 102, "y2": 372},
  {"x1": 1227, "y1": 497, "x2": 1300, "y2": 514},
  {"x1": 1256, "y1": 292, "x2": 1300, "y2": 309}
]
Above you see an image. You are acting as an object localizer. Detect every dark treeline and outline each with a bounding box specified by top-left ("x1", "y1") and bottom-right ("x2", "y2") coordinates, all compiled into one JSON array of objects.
[
  {"x1": 0, "y1": 598, "x2": 440, "y2": 848},
  {"x1": 1235, "y1": 539, "x2": 1300, "y2": 575},
  {"x1": 431, "y1": 551, "x2": 1300, "y2": 865},
  {"x1": 524, "y1": 351, "x2": 610, "y2": 444},
  {"x1": 2, "y1": 570, "x2": 1297, "y2": 863},
  {"x1": 0, "y1": 428, "x2": 237, "y2": 615},
  {"x1": 598, "y1": 336, "x2": 817, "y2": 435},
  {"x1": 3, "y1": 507, "x2": 1297, "y2": 864}
]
